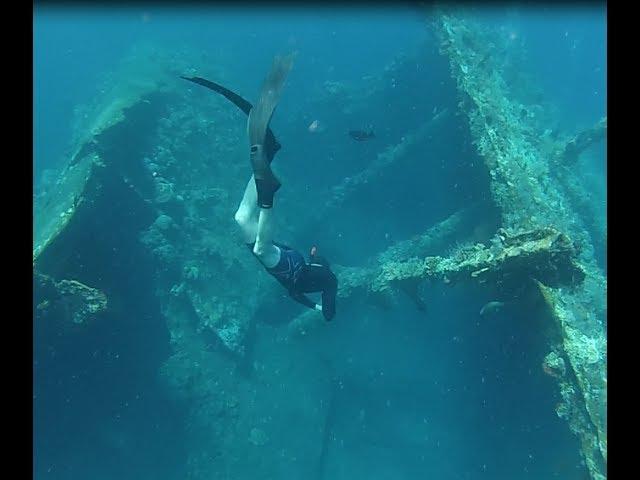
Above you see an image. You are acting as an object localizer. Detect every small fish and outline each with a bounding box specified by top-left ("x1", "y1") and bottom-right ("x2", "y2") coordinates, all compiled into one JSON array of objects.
[
  {"x1": 308, "y1": 119, "x2": 325, "y2": 133},
  {"x1": 349, "y1": 128, "x2": 376, "y2": 141},
  {"x1": 479, "y1": 301, "x2": 505, "y2": 316}
]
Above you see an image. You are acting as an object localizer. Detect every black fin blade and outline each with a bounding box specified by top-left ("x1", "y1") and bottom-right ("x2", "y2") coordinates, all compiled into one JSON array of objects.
[{"x1": 181, "y1": 76, "x2": 281, "y2": 163}]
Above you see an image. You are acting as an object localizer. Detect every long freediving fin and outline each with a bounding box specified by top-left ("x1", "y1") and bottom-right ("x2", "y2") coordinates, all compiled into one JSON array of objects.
[
  {"x1": 247, "y1": 53, "x2": 295, "y2": 209},
  {"x1": 180, "y1": 76, "x2": 253, "y2": 114},
  {"x1": 181, "y1": 75, "x2": 281, "y2": 163}
]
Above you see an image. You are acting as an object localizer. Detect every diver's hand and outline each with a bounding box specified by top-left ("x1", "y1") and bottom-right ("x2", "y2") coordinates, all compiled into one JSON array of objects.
[{"x1": 314, "y1": 304, "x2": 323, "y2": 312}]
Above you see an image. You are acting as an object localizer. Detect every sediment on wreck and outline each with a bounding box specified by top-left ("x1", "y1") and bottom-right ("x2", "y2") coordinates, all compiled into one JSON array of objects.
[
  {"x1": 34, "y1": 44, "x2": 337, "y2": 478},
  {"x1": 430, "y1": 12, "x2": 606, "y2": 480},
  {"x1": 33, "y1": 57, "x2": 190, "y2": 475},
  {"x1": 290, "y1": 12, "x2": 606, "y2": 480}
]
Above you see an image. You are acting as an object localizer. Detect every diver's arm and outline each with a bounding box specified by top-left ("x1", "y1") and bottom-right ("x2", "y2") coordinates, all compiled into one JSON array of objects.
[{"x1": 289, "y1": 290, "x2": 318, "y2": 310}]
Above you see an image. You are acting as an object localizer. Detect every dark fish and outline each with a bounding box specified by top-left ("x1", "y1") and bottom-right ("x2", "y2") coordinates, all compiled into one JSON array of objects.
[{"x1": 349, "y1": 129, "x2": 376, "y2": 141}]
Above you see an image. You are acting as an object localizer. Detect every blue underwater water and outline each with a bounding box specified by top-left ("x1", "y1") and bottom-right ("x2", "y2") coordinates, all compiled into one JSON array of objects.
[{"x1": 34, "y1": 4, "x2": 606, "y2": 480}]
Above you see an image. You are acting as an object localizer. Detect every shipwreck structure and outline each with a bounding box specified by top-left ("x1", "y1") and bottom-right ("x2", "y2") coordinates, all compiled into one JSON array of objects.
[{"x1": 34, "y1": 12, "x2": 606, "y2": 480}]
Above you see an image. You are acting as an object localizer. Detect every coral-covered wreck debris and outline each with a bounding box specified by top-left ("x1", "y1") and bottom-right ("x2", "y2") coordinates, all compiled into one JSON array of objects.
[{"x1": 34, "y1": 13, "x2": 606, "y2": 480}]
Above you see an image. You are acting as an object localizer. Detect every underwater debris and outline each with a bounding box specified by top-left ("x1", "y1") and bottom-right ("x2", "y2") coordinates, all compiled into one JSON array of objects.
[
  {"x1": 154, "y1": 176, "x2": 175, "y2": 203},
  {"x1": 34, "y1": 271, "x2": 108, "y2": 325},
  {"x1": 376, "y1": 227, "x2": 583, "y2": 295},
  {"x1": 479, "y1": 300, "x2": 504, "y2": 316},
  {"x1": 34, "y1": 31, "x2": 607, "y2": 480},
  {"x1": 434, "y1": 13, "x2": 606, "y2": 480},
  {"x1": 154, "y1": 213, "x2": 174, "y2": 231},
  {"x1": 560, "y1": 116, "x2": 607, "y2": 165},
  {"x1": 322, "y1": 225, "x2": 583, "y2": 317},
  {"x1": 379, "y1": 208, "x2": 475, "y2": 265},
  {"x1": 542, "y1": 350, "x2": 566, "y2": 379}
]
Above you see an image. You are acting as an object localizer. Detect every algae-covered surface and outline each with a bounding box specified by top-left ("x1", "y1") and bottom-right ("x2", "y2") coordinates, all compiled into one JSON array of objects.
[{"x1": 34, "y1": 7, "x2": 606, "y2": 480}]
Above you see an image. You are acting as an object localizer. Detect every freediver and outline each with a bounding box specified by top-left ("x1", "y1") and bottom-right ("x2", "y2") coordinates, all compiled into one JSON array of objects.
[{"x1": 182, "y1": 54, "x2": 338, "y2": 321}]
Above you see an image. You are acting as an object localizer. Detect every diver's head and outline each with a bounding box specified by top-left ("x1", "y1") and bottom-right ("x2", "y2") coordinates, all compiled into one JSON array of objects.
[{"x1": 309, "y1": 245, "x2": 331, "y2": 268}]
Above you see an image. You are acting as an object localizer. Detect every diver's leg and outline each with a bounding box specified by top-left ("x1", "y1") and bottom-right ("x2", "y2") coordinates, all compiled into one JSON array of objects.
[
  {"x1": 234, "y1": 175, "x2": 259, "y2": 244},
  {"x1": 252, "y1": 207, "x2": 281, "y2": 268},
  {"x1": 235, "y1": 175, "x2": 280, "y2": 267},
  {"x1": 243, "y1": 54, "x2": 294, "y2": 264}
]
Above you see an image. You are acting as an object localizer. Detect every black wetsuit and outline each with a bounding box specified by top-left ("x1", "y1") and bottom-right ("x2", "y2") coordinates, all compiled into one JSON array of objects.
[{"x1": 248, "y1": 242, "x2": 337, "y2": 320}]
